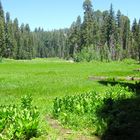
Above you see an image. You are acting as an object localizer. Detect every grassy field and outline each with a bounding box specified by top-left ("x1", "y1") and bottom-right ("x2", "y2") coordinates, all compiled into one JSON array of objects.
[{"x1": 0, "y1": 58, "x2": 140, "y2": 139}]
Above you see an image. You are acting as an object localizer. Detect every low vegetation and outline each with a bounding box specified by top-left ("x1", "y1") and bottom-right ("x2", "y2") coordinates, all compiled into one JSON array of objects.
[
  {"x1": 0, "y1": 58, "x2": 140, "y2": 139},
  {"x1": 52, "y1": 85, "x2": 134, "y2": 136},
  {"x1": 0, "y1": 95, "x2": 40, "y2": 140}
]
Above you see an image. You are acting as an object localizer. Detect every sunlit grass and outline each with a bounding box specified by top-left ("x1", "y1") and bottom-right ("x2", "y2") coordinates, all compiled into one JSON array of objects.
[
  {"x1": 0, "y1": 58, "x2": 139, "y2": 106},
  {"x1": 0, "y1": 58, "x2": 140, "y2": 138}
]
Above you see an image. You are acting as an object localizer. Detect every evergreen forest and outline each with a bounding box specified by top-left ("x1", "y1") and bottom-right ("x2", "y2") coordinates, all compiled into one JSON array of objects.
[{"x1": 0, "y1": 0, "x2": 140, "y2": 62}]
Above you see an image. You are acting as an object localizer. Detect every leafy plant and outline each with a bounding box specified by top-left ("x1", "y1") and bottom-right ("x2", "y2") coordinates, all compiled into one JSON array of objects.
[
  {"x1": 74, "y1": 47, "x2": 95, "y2": 62},
  {"x1": 52, "y1": 85, "x2": 134, "y2": 136},
  {"x1": 0, "y1": 95, "x2": 40, "y2": 140}
]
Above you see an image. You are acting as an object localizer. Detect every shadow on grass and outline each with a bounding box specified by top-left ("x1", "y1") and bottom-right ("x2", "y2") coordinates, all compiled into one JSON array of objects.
[
  {"x1": 98, "y1": 80, "x2": 140, "y2": 95},
  {"x1": 97, "y1": 81, "x2": 140, "y2": 140}
]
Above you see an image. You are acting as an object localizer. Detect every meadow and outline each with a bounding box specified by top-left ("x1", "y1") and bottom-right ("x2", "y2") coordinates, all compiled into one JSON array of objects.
[{"x1": 0, "y1": 58, "x2": 140, "y2": 139}]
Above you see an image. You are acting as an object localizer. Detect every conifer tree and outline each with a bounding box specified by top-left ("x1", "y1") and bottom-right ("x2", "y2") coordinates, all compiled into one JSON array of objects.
[
  {"x1": 82, "y1": 0, "x2": 94, "y2": 47},
  {"x1": 5, "y1": 12, "x2": 14, "y2": 58},
  {"x1": 0, "y1": 0, "x2": 5, "y2": 57}
]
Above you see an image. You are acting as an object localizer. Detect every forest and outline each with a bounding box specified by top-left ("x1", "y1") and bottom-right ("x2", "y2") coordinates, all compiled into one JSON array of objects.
[{"x1": 0, "y1": 0, "x2": 140, "y2": 61}]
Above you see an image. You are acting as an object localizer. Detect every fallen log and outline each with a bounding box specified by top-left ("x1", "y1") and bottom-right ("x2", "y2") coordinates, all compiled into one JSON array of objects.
[{"x1": 88, "y1": 76, "x2": 140, "y2": 81}]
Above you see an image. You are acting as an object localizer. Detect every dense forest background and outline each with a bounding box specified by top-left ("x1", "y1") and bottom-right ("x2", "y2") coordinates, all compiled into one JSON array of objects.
[{"x1": 0, "y1": 0, "x2": 140, "y2": 61}]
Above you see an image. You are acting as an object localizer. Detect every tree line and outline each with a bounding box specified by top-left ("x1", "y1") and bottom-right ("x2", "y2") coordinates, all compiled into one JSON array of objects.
[{"x1": 0, "y1": 0, "x2": 140, "y2": 61}]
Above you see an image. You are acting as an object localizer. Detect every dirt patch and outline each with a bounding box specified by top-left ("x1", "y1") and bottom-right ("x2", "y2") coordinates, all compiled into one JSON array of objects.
[
  {"x1": 47, "y1": 116, "x2": 72, "y2": 135},
  {"x1": 47, "y1": 116, "x2": 100, "y2": 140}
]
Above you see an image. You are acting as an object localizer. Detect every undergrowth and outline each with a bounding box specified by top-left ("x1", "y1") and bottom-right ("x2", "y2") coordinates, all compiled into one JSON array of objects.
[
  {"x1": 0, "y1": 95, "x2": 40, "y2": 140},
  {"x1": 52, "y1": 85, "x2": 135, "y2": 136}
]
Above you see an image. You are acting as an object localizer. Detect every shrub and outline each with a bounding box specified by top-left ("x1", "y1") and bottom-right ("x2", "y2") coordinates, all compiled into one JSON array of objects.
[
  {"x1": 74, "y1": 47, "x2": 95, "y2": 62},
  {"x1": 52, "y1": 85, "x2": 134, "y2": 136},
  {"x1": 0, "y1": 95, "x2": 40, "y2": 140},
  {"x1": 122, "y1": 58, "x2": 137, "y2": 64}
]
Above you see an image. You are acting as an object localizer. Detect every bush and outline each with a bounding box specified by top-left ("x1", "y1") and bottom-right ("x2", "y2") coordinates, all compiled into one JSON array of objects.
[
  {"x1": 0, "y1": 95, "x2": 40, "y2": 140},
  {"x1": 122, "y1": 58, "x2": 137, "y2": 64},
  {"x1": 74, "y1": 47, "x2": 95, "y2": 62},
  {"x1": 52, "y1": 85, "x2": 134, "y2": 136}
]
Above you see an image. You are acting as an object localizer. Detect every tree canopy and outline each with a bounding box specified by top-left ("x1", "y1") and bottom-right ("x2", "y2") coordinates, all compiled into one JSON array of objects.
[{"x1": 0, "y1": 0, "x2": 140, "y2": 62}]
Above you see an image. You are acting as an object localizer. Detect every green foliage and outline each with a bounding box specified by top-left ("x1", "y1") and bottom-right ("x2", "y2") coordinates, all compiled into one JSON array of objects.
[
  {"x1": 0, "y1": 56, "x2": 3, "y2": 63},
  {"x1": 122, "y1": 58, "x2": 137, "y2": 64},
  {"x1": 0, "y1": 59, "x2": 139, "y2": 138},
  {"x1": 0, "y1": 95, "x2": 40, "y2": 140},
  {"x1": 98, "y1": 83, "x2": 140, "y2": 140},
  {"x1": 74, "y1": 47, "x2": 97, "y2": 62},
  {"x1": 82, "y1": 0, "x2": 95, "y2": 47},
  {"x1": 74, "y1": 48, "x2": 93, "y2": 62},
  {"x1": 74, "y1": 46, "x2": 109, "y2": 62},
  {"x1": 68, "y1": 16, "x2": 82, "y2": 56},
  {"x1": 21, "y1": 95, "x2": 33, "y2": 109},
  {"x1": 0, "y1": 16, "x2": 6, "y2": 57},
  {"x1": 0, "y1": 0, "x2": 139, "y2": 61},
  {"x1": 52, "y1": 85, "x2": 134, "y2": 136}
]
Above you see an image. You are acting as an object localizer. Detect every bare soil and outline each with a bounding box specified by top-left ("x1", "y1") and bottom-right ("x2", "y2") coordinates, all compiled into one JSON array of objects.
[{"x1": 47, "y1": 116, "x2": 100, "y2": 140}]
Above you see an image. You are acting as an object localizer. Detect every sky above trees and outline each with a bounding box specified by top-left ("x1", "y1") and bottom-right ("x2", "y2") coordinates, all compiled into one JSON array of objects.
[{"x1": 2, "y1": 0, "x2": 140, "y2": 30}]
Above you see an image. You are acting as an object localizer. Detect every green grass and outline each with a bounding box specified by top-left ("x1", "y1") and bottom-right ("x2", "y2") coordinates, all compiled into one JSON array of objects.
[{"x1": 0, "y1": 58, "x2": 140, "y2": 139}]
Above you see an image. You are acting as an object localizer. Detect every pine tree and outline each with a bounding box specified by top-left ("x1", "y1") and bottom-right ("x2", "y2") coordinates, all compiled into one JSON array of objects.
[
  {"x1": 82, "y1": 0, "x2": 94, "y2": 47},
  {"x1": 107, "y1": 4, "x2": 116, "y2": 60},
  {"x1": 116, "y1": 10, "x2": 121, "y2": 28},
  {"x1": 0, "y1": 0, "x2": 5, "y2": 57},
  {"x1": 138, "y1": 20, "x2": 140, "y2": 62},
  {"x1": 68, "y1": 16, "x2": 82, "y2": 56},
  {"x1": 131, "y1": 19, "x2": 140, "y2": 61},
  {"x1": 115, "y1": 10, "x2": 123, "y2": 59},
  {"x1": 5, "y1": 12, "x2": 14, "y2": 58},
  {"x1": 13, "y1": 18, "x2": 21, "y2": 59},
  {"x1": 0, "y1": 0, "x2": 4, "y2": 19}
]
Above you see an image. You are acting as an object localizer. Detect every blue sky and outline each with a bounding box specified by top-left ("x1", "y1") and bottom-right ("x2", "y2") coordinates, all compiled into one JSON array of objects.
[{"x1": 1, "y1": 0, "x2": 140, "y2": 31}]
